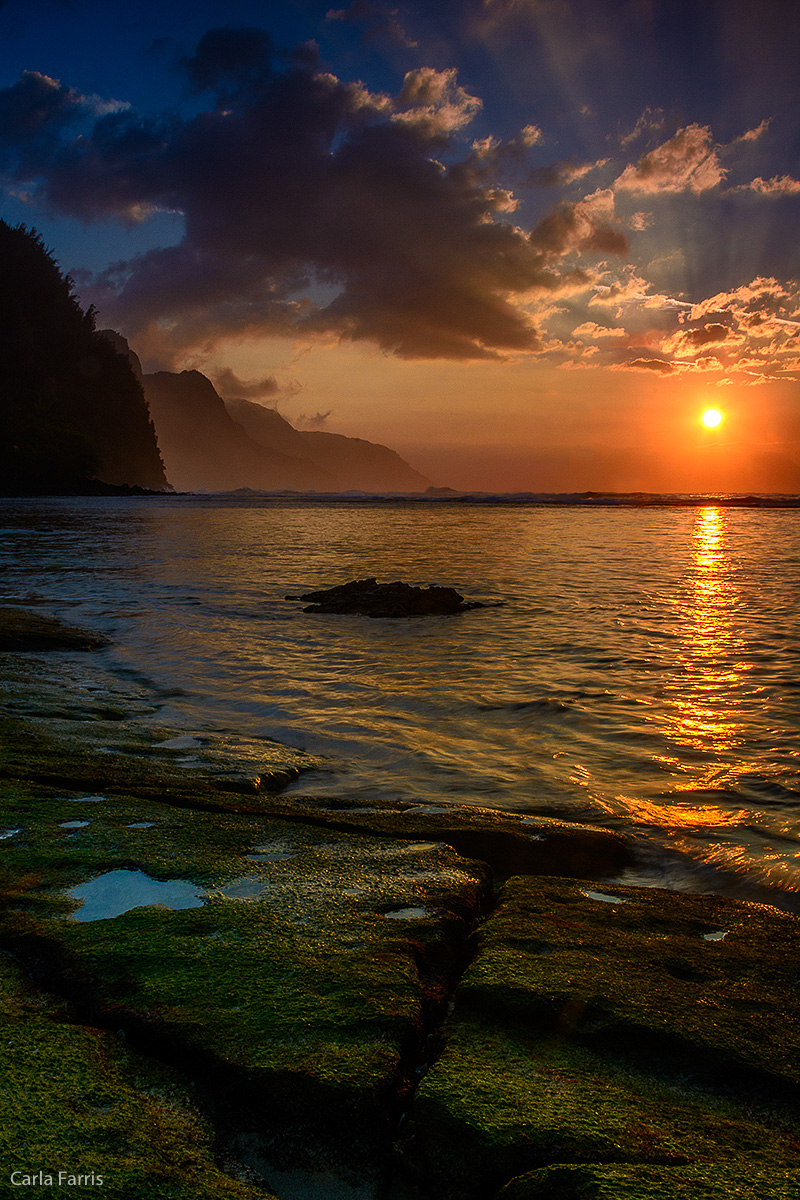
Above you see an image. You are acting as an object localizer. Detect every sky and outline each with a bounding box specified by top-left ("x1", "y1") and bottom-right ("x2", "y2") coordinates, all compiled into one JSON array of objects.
[{"x1": 1, "y1": 0, "x2": 799, "y2": 492}]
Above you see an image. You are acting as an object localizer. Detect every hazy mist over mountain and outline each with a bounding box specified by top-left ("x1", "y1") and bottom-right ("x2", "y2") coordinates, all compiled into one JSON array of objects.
[
  {"x1": 105, "y1": 333, "x2": 432, "y2": 494},
  {"x1": 142, "y1": 371, "x2": 333, "y2": 493},
  {"x1": 226, "y1": 397, "x2": 431, "y2": 493}
]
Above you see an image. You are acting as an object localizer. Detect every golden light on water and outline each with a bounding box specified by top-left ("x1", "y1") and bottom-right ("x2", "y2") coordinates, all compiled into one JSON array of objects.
[
  {"x1": 701, "y1": 407, "x2": 723, "y2": 428},
  {"x1": 647, "y1": 507, "x2": 754, "y2": 877},
  {"x1": 665, "y1": 506, "x2": 747, "y2": 756}
]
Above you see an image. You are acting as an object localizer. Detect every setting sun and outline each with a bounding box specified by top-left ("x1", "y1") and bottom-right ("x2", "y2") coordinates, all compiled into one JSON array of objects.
[{"x1": 702, "y1": 408, "x2": 723, "y2": 428}]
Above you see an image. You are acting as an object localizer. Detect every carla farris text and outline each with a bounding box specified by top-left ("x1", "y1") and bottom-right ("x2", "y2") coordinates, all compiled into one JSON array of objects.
[{"x1": 10, "y1": 1171, "x2": 104, "y2": 1188}]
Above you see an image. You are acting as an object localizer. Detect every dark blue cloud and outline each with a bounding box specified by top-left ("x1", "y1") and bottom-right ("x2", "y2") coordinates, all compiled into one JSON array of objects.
[
  {"x1": 182, "y1": 26, "x2": 274, "y2": 93},
  {"x1": 0, "y1": 26, "x2": 627, "y2": 358},
  {"x1": 1, "y1": 1, "x2": 796, "y2": 364}
]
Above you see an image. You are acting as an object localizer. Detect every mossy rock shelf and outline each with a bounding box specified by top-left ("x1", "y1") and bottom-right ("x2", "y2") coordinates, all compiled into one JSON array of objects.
[
  {"x1": 400, "y1": 877, "x2": 800, "y2": 1200},
  {"x1": 0, "y1": 614, "x2": 798, "y2": 1199}
]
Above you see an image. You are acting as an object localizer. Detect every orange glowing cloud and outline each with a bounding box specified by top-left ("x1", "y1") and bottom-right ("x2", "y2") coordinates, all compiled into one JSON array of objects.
[{"x1": 614, "y1": 124, "x2": 726, "y2": 195}]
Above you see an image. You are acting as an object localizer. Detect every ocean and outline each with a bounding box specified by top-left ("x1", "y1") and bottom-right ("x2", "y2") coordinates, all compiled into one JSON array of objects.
[{"x1": 2, "y1": 494, "x2": 799, "y2": 912}]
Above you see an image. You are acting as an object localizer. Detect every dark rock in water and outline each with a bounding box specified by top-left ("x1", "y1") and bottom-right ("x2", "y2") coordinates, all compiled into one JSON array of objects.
[
  {"x1": 0, "y1": 608, "x2": 110, "y2": 651},
  {"x1": 288, "y1": 576, "x2": 484, "y2": 617}
]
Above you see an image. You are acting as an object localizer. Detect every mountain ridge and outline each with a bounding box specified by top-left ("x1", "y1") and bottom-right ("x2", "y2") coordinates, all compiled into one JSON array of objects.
[
  {"x1": 225, "y1": 396, "x2": 431, "y2": 493},
  {"x1": 105, "y1": 331, "x2": 431, "y2": 494},
  {"x1": 0, "y1": 222, "x2": 167, "y2": 495}
]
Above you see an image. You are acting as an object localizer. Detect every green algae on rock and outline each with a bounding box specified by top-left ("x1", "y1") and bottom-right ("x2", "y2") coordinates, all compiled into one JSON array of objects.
[
  {"x1": 0, "y1": 773, "x2": 490, "y2": 1194},
  {"x1": 494, "y1": 1163, "x2": 800, "y2": 1200},
  {"x1": 456, "y1": 876, "x2": 800, "y2": 1093},
  {"x1": 1, "y1": 716, "x2": 313, "y2": 802},
  {"x1": 0, "y1": 954, "x2": 272, "y2": 1199},
  {"x1": 3, "y1": 640, "x2": 799, "y2": 1200},
  {"x1": 259, "y1": 794, "x2": 631, "y2": 881},
  {"x1": 0, "y1": 635, "x2": 315, "y2": 801},
  {"x1": 398, "y1": 876, "x2": 800, "y2": 1200}
]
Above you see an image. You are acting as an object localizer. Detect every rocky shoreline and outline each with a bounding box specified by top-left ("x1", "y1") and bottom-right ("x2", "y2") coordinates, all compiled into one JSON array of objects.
[{"x1": 0, "y1": 610, "x2": 798, "y2": 1199}]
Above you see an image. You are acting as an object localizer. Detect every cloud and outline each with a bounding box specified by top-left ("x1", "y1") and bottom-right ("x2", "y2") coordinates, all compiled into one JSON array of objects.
[
  {"x1": 325, "y1": 2, "x2": 417, "y2": 48},
  {"x1": 693, "y1": 324, "x2": 731, "y2": 344},
  {"x1": 529, "y1": 188, "x2": 628, "y2": 258},
  {"x1": 472, "y1": 124, "x2": 542, "y2": 165},
  {"x1": 393, "y1": 67, "x2": 482, "y2": 137},
  {"x1": 667, "y1": 322, "x2": 732, "y2": 352},
  {"x1": 5, "y1": 34, "x2": 616, "y2": 361},
  {"x1": 735, "y1": 118, "x2": 772, "y2": 143},
  {"x1": 532, "y1": 262, "x2": 800, "y2": 381},
  {"x1": 614, "y1": 124, "x2": 725, "y2": 195},
  {"x1": 211, "y1": 367, "x2": 281, "y2": 399},
  {"x1": 688, "y1": 278, "x2": 799, "y2": 323},
  {"x1": 528, "y1": 157, "x2": 608, "y2": 187},
  {"x1": 293, "y1": 409, "x2": 334, "y2": 429},
  {"x1": 0, "y1": 71, "x2": 127, "y2": 172},
  {"x1": 619, "y1": 107, "x2": 666, "y2": 148},
  {"x1": 182, "y1": 27, "x2": 274, "y2": 93},
  {"x1": 731, "y1": 175, "x2": 800, "y2": 196},
  {"x1": 1, "y1": 30, "x2": 635, "y2": 362},
  {"x1": 572, "y1": 321, "x2": 625, "y2": 339},
  {"x1": 625, "y1": 358, "x2": 675, "y2": 373}
]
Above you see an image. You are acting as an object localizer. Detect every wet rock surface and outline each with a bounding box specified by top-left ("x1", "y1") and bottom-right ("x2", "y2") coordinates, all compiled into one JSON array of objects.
[
  {"x1": 0, "y1": 643, "x2": 798, "y2": 1199},
  {"x1": 260, "y1": 793, "x2": 631, "y2": 881},
  {"x1": 0, "y1": 954, "x2": 262, "y2": 1198},
  {"x1": 0, "y1": 650, "x2": 315, "y2": 801},
  {"x1": 286, "y1": 577, "x2": 484, "y2": 617},
  {"x1": 0, "y1": 606, "x2": 110, "y2": 651},
  {"x1": 400, "y1": 876, "x2": 800, "y2": 1199},
  {"x1": 495, "y1": 1163, "x2": 800, "y2": 1200}
]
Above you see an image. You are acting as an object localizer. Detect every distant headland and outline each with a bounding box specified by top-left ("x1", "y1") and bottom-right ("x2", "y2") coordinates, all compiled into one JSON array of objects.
[{"x1": 0, "y1": 221, "x2": 431, "y2": 497}]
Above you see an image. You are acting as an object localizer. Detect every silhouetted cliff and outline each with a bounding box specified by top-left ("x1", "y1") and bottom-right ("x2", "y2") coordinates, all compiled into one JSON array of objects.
[
  {"x1": 142, "y1": 371, "x2": 431, "y2": 493},
  {"x1": 143, "y1": 371, "x2": 333, "y2": 492},
  {"x1": 0, "y1": 222, "x2": 167, "y2": 494},
  {"x1": 226, "y1": 398, "x2": 431, "y2": 492}
]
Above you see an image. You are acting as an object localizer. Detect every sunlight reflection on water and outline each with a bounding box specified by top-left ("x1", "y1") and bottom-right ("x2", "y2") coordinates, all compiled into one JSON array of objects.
[
  {"x1": 667, "y1": 506, "x2": 748, "y2": 754},
  {"x1": 1, "y1": 495, "x2": 799, "y2": 907}
]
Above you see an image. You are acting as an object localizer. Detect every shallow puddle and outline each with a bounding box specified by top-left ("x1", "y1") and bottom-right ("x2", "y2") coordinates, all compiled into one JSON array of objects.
[
  {"x1": 384, "y1": 906, "x2": 430, "y2": 919},
  {"x1": 60, "y1": 820, "x2": 90, "y2": 830},
  {"x1": 582, "y1": 889, "x2": 627, "y2": 904},
  {"x1": 520, "y1": 818, "x2": 548, "y2": 838},
  {"x1": 69, "y1": 795, "x2": 105, "y2": 803},
  {"x1": 0, "y1": 829, "x2": 22, "y2": 840},
  {"x1": 702, "y1": 930, "x2": 728, "y2": 941},
  {"x1": 221, "y1": 877, "x2": 268, "y2": 899},
  {"x1": 68, "y1": 869, "x2": 205, "y2": 922},
  {"x1": 321, "y1": 805, "x2": 382, "y2": 814},
  {"x1": 246, "y1": 852, "x2": 295, "y2": 863}
]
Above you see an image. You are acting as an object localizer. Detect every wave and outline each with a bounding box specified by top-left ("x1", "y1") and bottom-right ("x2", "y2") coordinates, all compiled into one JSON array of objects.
[
  {"x1": 475, "y1": 697, "x2": 578, "y2": 715},
  {"x1": 173, "y1": 489, "x2": 800, "y2": 508}
]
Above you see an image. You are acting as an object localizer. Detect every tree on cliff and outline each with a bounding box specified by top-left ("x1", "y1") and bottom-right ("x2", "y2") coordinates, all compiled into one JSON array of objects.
[{"x1": 0, "y1": 221, "x2": 167, "y2": 494}]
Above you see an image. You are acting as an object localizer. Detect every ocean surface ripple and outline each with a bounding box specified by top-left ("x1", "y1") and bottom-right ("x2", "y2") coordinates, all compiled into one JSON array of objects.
[{"x1": 2, "y1": 495, "x2": 799, "y2": 910}]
